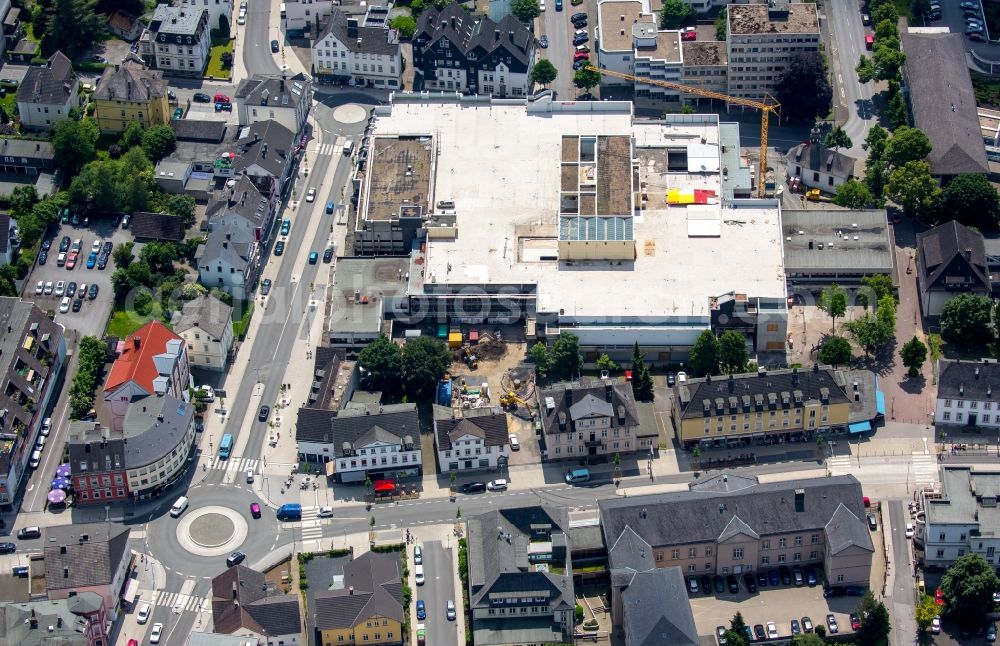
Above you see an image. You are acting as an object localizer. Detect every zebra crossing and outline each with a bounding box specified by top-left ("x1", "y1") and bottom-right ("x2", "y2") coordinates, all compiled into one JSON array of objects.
[
  {"x1": 909, "y1": 452, "x2": 939, "y2": 485},
  {"x1": 316, "y1": 140, "x2": 342, "y2": 157},
  {"x1": 210, "y1": 456, "x2": 259, "y2": 473},
  {"x1": 298, "y1": 506, "x2": 327, "y2": 545},
  {"x1": 151, "y1": 590, "x2": 205, "y2": 613},
  {"x1": 826, "y1": 451, "x2": 940, "y2": 487},
  {"x1": 826, "y1": 455, "x2": 853, "y2": 477}
]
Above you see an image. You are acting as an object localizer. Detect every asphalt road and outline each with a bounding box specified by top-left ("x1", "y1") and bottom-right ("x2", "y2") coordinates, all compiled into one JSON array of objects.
[
  {"x1": 540, "y1": 3, "x2": 582, "y2": 100},
  {"x1": 244, "y1": 0, "x2": 281, "y2": 77},
  {"x1": 420, "y1": 541, "x2": 459, "y2": 645},
  {"x1": 827, "y1": 0, "x2": 876, "y2": 157},
  {"x1": 888, "y1": 499, "x2": 918, "y2": 646}
]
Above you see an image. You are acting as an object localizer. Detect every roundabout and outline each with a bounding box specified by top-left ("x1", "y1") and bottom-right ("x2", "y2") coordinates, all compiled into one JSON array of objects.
[
  {"x1": 175, "y1": 506, "x2": 248, "y2": 557},
  {"x1": 331, "y1": 103, "x2": 369, "y2": 125}
]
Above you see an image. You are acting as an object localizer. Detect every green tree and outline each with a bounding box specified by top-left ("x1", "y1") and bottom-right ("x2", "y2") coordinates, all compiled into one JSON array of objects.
[
  {"x1": 774, "y1": 51, "x2": 831, "y2": 123},
  {"x1": 862, "y1": 274, "x2": 894, "y2": 303},
  {"x1": 689, "y1": 330, "x2": 720, "y2": 377},
  {"x1": 844, "y1": 313, "x2": 893, "y2": 358},
  {"x1": 793, "y1": 634, "x2": 825, "y2": 646},
  {"x1": 573, "y1": 67, "x2": 601, "y2": 92},
  {"x1": 863, "y1": 125, "x2": 890, "y2": 197},
  {"x1": 900, "y1": 336, "x2": 927, "y2": 377},
  {"x1": 139, "y1": 240, "x2": 179, "y2": 275},
  {"x1": 915, "y1": 594, "x2": 939, "y2": 633},
  {"x1": 118, "y1": 121, "x2": 144, "y2": 151},
  {"x1": 886, "y1": 160, "x2": 940, "y2": 220},
  {"x1": 818, "y1": 283, "x2": 847, "y2": 332},
  {"x1": 940, "y1": 554, "x2": 1000, "y2": 628},
  {"x1": 528, "y1": 342, "x2": 553, "y2": 376},
  {"x1": 141, "y1": 124, "x2": 177, "y2": 163},
  {"x1": 9, "y1": 186, "x2": 38, "y2": 218},
  {"x1": 113, "y1": 241, "x2": 134, "y2": 269},
  {"x1": 510, "y1": 0, "x2": 540, "y2": 22},
  {"x1": 43, "y1": 0, "x2": 105, "y2": 57},
  {"x1": 358, "y1": 335, "x2": 403, "y2": 394},
  {"x1": 819, "y1": 336, "x2": 853, "y2": 366},
  {"x1": 715, "y1": 7, "x2": 727, "y2": 40},
  {"x1": 855, "y1": 591, "x2": 891, "y2": 645},
  {"x1": 856, "y1": 55, "x2": 876, "y2": 84},
  {"x1": 410, "y1": 0, "x2": 425, "y2": 16},
  {"x1": 659, "y1": 0, "x2": 693, "y2": 28},
  {"x1": 884, "y1": 126, "x2": 932, "y2": 169},
  {"x1": 389, "y1": 14, "x2": 416, "y2": 39},
  {"x1": 940, "y1": 293, "x2": 994, "y2": 347},
  {"x1": 31, "y1": 4, "x2": 48, "y2": 42},
  {"x1": 887, "y1": 82, "x2": 909, "y2": 128},
  {"x1": 530, "y1": 59, "x2": 558, "y2": 86},
  {"x1": 723, "y1": 612, "x2": 750, "y2": 646},
  {"x1": 596, "y1": 353, "x2": 619, "y2": 373},
  {"x1": 824, "y1": 126, "x2": 853, "y2": 151},
  {"x1": 719, "y1": 330, "x2": 749, "y2": 374},
  {"x1": 401, "y1": 336, "x2": 453, "y2": 402},
  {"x1": 0, "y1": 264, "x2": 17, "y2": 297},
  {"x1": 52, "y1": 118, "x2": 99, "y2": 176},
  {"x1": 937, "y1": 173, "x2": 1000, "y2": 230},
  {"x1": 630, "y1": 342, "x2": 654, "y2": 402},
  {"x1": 832, "y1": 179, "x2": 874, "y2": 209},
  {"x1": 871, "y1": 1, "x2": 899, "y2": 26},
  {"x1": 876, "y1": 294, "x2": 896, "y2": 337},
  {"x1": 912, "y1": 0, "x2": 932, "y2": 18},
  {"x1": 875, "y1": 18, "x2": 897, "y2": 40},
  {"x1": 217, "y1": 14, "x2": 230, "y2": 39},
  {"x1": 551, "y1": 332, "x2": 582, "y2": 381}
]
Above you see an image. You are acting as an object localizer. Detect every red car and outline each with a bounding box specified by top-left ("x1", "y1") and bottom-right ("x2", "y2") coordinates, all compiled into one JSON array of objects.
[
  {"x1": 250, "y1": 502, "x2": 261, "y2": 519},
  {"x1": 850, "y1": 613, "x2": 861, "y2": 630},
  {"x1": 128, "y1": 640, "x2": 138, "y2": 646},
  {"x1": 935, "y1": 588, "x2": 945, "y2": 605},
  {"x1": 65, "y1": 251, "x2": 78, "y2": 269},
  {"x1": 573, "y1": 51, "x2": 589, "y2": 62},
  {"x1": 214, "y1": 93, "x2": 230, "y2": 104}
]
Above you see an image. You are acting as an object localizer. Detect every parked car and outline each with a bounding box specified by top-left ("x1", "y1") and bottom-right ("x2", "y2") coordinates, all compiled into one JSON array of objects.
[
  {"x1": 716, "y1": 626, "x2": 728, "y2": 644},
  {"x1": 261, "y1": 278, "x2": 272, "y2": 295},
  {"x1": 790, "y1": 619, "x2": 801, "y2": 635},
  {"x1": 446, "y1": 599, "x2": 456, "y2": 620},
  {"x1": 413, "y1": 545, "x2": 422, "y2": 564},
  {"x1": 0, "y1": 542, "x2": 15, "y2": 554},
  {"x1": 727, "y1": 574, "x2": 739, "y2": 594},
  {"x1": 688, "y1": 576, "x2": 700, "y2": 593},
  {"x1": 38, "y1": 251, "x2": 47, "y2": 265},
  {"x1": 271, "y1": 40, "x2": 280, "y2": 52},
  {"x1": 539, "y1": 35, "x2": 548, "y2": 48},
  {"x1": 54, "y1": 280, "x2": 64, "y2": 296},
  {"x1": 486, "y1": 479, "x2": 508, "y2": 491},
  {"x1": 462, "y1": 482, "x2": 487, "y2": 493},
  {"x1": 274, "y1": 241, "x2": 285, "y2": 256},
  {"x1": 792, "y1": 567, "x2": 804, "y2": 586},
  {"x1": 805, "y1": 566, "x2": 817, "y2": 586},
  {"x1": 824, "y1": 586, "x2": 845, "y2": 598},
  {"x1": 193, "y1": 92, "x2": 211, "y2": 102},
  {"x1": 714, "y1": 575, "x2": 725, "y2": 593},
  {"x1": 258, "y1": 405, "x2": 270, "y2": 421},
  {"x1": 757, "y1": 571, "x2": 768, "y2": 587},
  {"x1": 59, "y1": 297, "x2": 71, "y2": 313},
  {"x1": 931, "y1": 615, "x2": 941, "y2": 634},
  {"x1": 572, "y1": 34, "x2": 589, "y2": 45},
  {"x1": 779, "y1": 566, "x2": 791, "y2": 585},
  {"x1": 753, "y1": 624, "x2": 766, "y2": 641},
  {"x1": 768, "y1": 568, "x2": 780, "y2": 586},
  {"x1": 136, "y1": 602, "x2": 151, "y2": 624},
  {"x1": 59, "y1": 236, "x2": 70, "y2": 252},
  {"x1": 905, "y1": 523, "x2": 915, "y2": 538},
  {"x1": 280, "y1": 219, "x2": 291, "y2": 235},
  {"x1": 988, "y1": 623, "x2": 996, "y2": 641},
  {"x1": 960, "y1": 2, "x2": 980, "y2": 10},
  {"x1": 323, "y1": 248, "x2": 334, "y2": 263},
  {"x1": 867, "y1": 513, "x2": 877, "y2": 530},
  {"x1": 850, "y1": 613, "x2": 861, "y2": 630},
  {"x1": 72, "y1": 299, "x2": 82, "y2": 312},
  {"x1": 743, "y1": 573, "x2": 756, "y2": 593},
  {"x1": 970, "y1": 32, "x2": 986, "y2": 41},
  {"x1": 766, "y1": 622, "x2": 778, "y2": 639},
  {"x1": 416, "y1": 600, "x2": 426, "y2": 620},
  {"x1": 801, "y1": 616, "x2": 813, "y2": 632},
  {"x1": 826, "y1": 614, "x2": 839, "y2": 633},
  {"x1": 573, "y1": 59, "x2": 588, "y2": 70},
  {"x1": 701, "y1": 575, "x2": 712, "y2": 594},
  {"x1": 34, "y1": 281, "x2": 43, "y2": 295},
  {"x1": 88, "y1": 284, "x2": 98, "y2": 299}
]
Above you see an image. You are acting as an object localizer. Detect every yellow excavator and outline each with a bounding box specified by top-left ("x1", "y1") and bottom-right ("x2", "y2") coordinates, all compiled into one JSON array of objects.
[{"x1": 499, "y1": 391, "x2": 529, "y2": 410}]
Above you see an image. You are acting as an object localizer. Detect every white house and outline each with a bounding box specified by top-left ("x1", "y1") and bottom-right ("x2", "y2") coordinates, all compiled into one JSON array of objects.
[
  {"x1": 16, "y1": 51, "x2": 80, "y2": 131},
  {"x1": 784, "y1": 143, "x2": 855, "y2": 194},
  {"x1": 172, "y1": 294, "x2": 234, "y2": 371},
  {"x1": 934, "y1": 360, "x2": 1000, "y2": 428},
  {"x1": 923, "y1": 466, "x2": 1000, "y2": 570},
  {"x1": 433, "y1": 405, "x2": 510, "y2": 473},
  {"x1": 181, "y1": 0, "x2": 232, "y2": 31},
  {"x1": 295, "y1": 403, "x2": 421, "y2": 482},
  {"x1": 140, "y1": 4, "x2": 212, "y2": 77},
  {"x1": 281, "y1": 0, "x2": 332, "y2": 34},
  {"x1": 312, "y1": 10, "x2": 401, "y2": 89},
  {"x1": 234, "y1": 73, "x2": 313, "y2": 135}
]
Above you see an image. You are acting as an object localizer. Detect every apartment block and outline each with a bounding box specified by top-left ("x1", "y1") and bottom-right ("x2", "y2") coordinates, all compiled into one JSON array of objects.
[{"x1": 923, "y1": 466, "x2": 1000, "y2": 570}]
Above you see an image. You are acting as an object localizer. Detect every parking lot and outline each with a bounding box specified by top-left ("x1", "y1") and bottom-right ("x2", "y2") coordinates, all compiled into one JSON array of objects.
[{"x1": 23, "y1": 218, "x2": 132, "y2": 340}]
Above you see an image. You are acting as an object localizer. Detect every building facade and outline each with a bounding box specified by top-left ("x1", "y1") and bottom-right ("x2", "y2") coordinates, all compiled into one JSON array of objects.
[
  {"x1": 16, "y1": 51, "x2": 80, "y2": 132},
  {"x1": 916, "y1": 221, "x2": 992, "y2": 318},
  {"x1": 281, "y1": 0, "x2": 331, "y2": 34},
  {"x1": 140, "y1": 4, "x2": 212, "y2": 77},
  {"x1": 923, "y1": 467, "x2": 1000, "y2": 570},
  {"x1": 173, "y1": 294, "x2": 234, "y2": 371},
  {"x1": 538, "y1": 380, "x2": 652, "y2": 460},
  {"x1": 433, "y1": 405, "x2": 510, "y2": 473},
  {"x1": 181, "y1": 0, "x2": 232, "y2": 31},
  {"x1": 312, "y1": 11, "x2": 402, "y2": 89},
  {"x1": 92, "y1": 63, "x2": 170, "y2": 134},
  {"x1": 934, "y1": 360, "x2": 1000, "y2": 428},
  {"x1": 785, "y1": 142, "x2": 855, "y2": 193},
  {"x1": 234, "y1": 73, "x2": 313, "y2": 134}
]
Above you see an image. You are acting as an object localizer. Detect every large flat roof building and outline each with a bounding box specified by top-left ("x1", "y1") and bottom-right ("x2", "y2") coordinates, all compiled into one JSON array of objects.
[{"x1": 782, "y1": 209, "x2": 896, "y2": 289}]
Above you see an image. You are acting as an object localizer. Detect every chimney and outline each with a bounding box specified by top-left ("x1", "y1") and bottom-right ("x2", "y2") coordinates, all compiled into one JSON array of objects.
[
  {"x1": 133, "y1": 337, "x2": 140, "y2": 349},
  {"x1": 254, "y1": 132, "x2": 259, "y2": 142},
  {"x1": 29, "y1": 609, "x2": 37, "y2": 629},
  {"x1": 262, "y1": 143, "x2": 268, "y2": 158},
  {"x1": 965, "y1": 248, "x2": 973, "y2": 259},
  {"x1": 605, "y1": 384, "x2": 613, "y2": 402},
  {"x1": 960, "y1": 383, "x2": 965, "y2": 396},
  {"x1": 56, "y1": 618, "x2": 62, "y2": 628},
  {"x1": 280, "y1": 78, "x2": 285, "y2": 92},
  {"x1": 232, "y1": 582, "x2": 237, "y2": 598},
  {"x1": 812, "y1": 362, "x2": 819, "y2": 372},
  {"x1": 977, "y1": 366, "x2": 981, "y2": 378},
  {"x1": 794, "y1": 489, "x2": 805, "y2": 512},
  {"x1": 451, "y1": 17, "x2": 456, "y2": 29},
  {"x1": 509, "y1": 30, "x2": 514, "y2": 41},
  {"x1": 792, "y1": 367, "x2": 799, "y2": 387},
  {"x1": 728, "y1": 374, "x2": 735, "y2": 393},
  {"x1": 495, "y1": 29, "x2": 500, "y2": 41},
  {"x1": 349, "y1": 586, "x2": 354, "y2": 595}
]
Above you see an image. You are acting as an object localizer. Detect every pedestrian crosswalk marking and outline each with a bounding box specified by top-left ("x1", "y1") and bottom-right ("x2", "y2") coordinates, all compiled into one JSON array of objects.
[
  {"x1": 213, "y1": 457, "x2": 259, "y2": 472},
  {"x1": 152, "y1": 591, "x2": 204, "y2": 613}
]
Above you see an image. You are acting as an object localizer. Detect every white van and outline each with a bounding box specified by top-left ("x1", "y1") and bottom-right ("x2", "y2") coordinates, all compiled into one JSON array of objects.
[
  {"x1": 170, "y1": 496, "x2": 189, "y2": 517},
  {"x1": 343, "y1": 139, "x2": 354, "y2": 156},
  {"x1": 29, "y1": 450, "x2": 40, "y2": 469},
  {"x1": 414, "y1": 564, "x2": 425, "y2": 585}
]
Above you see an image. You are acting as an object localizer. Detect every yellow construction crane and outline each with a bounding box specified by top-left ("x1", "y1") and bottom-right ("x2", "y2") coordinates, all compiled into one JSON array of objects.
[{"x1": 586, "y1": 66, "x2": 780, "y2": 199}]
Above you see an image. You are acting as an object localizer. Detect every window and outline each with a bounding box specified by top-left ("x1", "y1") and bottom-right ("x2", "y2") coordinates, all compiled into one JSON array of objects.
[
  {"x1": 778, "y1": 554, "x2": 786, "y2": 563},
  {"x1": 793, "y1": 552, "x2": 801, "y2": 562},
  {"x1": 937, "y1": 549, "x2": 945, "y2": 558},
  {"x1": 810, "y1": 534, "x2": 819, "y2": 544},
  {"x1": 688, "y1": 564, "x2": 696, "y2": 572},
  {"x1": 761, "y1": 540, "x2": 770, "y2": 549},
  {"x1": 733, "y1": 548, "x2": 744, "y2": 559},
  {"x1": 688, "y1": 547, "x2": 697, "y2": 558},
  {"x1": 671, "y1": 549, "x2": 679, "y2": 559},
  {"x1": 944, "y1": 399, "x2": 952, "y2": 407},
  {"x1": 705, "y1": 547, "x2": 712, "y2": 557},
  {"x1": 794, "y1": 536, "x2": 802, "y2": 546},
  {"x1": 944, "y1": 412, "x2": 951, "y2": 421},
  {"x1": 778, "y1": 538, "x2": 787, "y2": 548},
  {"x1": 761, "y1": 555, "x2": 769, "y2": 565},
  {"x1": 837, "y1": 574, "x2": 845, "y2": 582}
]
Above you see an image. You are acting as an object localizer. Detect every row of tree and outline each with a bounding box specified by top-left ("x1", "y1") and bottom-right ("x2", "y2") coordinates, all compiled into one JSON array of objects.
[
  {"x1": 357, "y1": 335, "x2": 453, "y2": 403},
  {"x1": 855, "y1": 0, "x2": 908, "y2": 128},
  {"x1": 69, "y1": 336, "x2": 108, "y2": 419},
  {"x1": 687, "y1": 330, "x2": 750, "y2": 377},
  {"x1": 529, "y1": 335, "x2": 656, "y2": 401}
]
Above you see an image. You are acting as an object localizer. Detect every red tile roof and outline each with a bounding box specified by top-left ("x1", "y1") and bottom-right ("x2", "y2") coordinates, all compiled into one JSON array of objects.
[{"x1": 103, "y1": 320, "x2": 181, "y2": 395}]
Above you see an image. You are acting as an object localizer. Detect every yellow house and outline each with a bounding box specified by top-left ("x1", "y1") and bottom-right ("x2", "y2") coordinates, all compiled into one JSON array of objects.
[
  {"x1": 92, "y1": 62, "x2": 170, "y2": 134},
  {"x1": 672, "y1": 366, "x2": 869, "y2": 449},
  {"x1": 314, "y1": 551, "x2": 405, "y2": 645}
]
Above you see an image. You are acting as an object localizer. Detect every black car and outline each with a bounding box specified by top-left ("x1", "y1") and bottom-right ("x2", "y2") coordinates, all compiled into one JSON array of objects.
[
  {"x1": 41, "y1": 239, "x2": 51, "y2": 251},
  {"x1": 867, "y1": 513, "x2": 877, "y2": 530},
  {"x1": 743, "y1": 573, "x2": 756, "y2": 593},
  {"x1": 726, "y1": 574, "x2": 739, "y2": 594},
  {"x1": 274, "y1": 241, "x2": 285, "y2": 256},
  {"x1": 462, "y1": 482, "x2": 487, "y2": 493},
  {"x1": 0, "y1": 542, "x2": 15, "y2": 554},
  {"x1": 700, "y1": 575, "x2": 712, "y2": 594},
  {"x1": 258, "y1": 405, "x2": 270, "y2": 421},
  {"x1": 87, "y1": 283, "x2": 98, "y2": 299},
  {"x1": 926, "y1": 10, "x2": 942, "y2": 19},
  {"x1": 667, "y1": 372, "x2": 675, "y2": 386},
  {"x1": 573, "y1": 19, "x2": 587, "y2": 29},
  {"x1": 573, "y1": 59, "x2": 588, "y2": 70},
  {"x1": 823, "y1": 585, "x2": 845, "y2": 598},
  {"x1": 97, "y1": 254, "x2": 108, "y2": 270},
  {"x1": 38, "y1": 251, "x2": 47, "y2": 265},
  {"x1": 271, "y1": 39, "x2": 280, "y2": 52},
  {"x1": 714, "y1": 575, "x2": 724, "y2": 593},
  {"x1": 571, "y1": 11, "x2": 587, "y2": 20},
  {"x1": 753, "y1": 624, "x2": 766, "y2": 641},
  {"x1": 572, "y1": 34, "x2": 589, "y2": 45},
  {"x1": 226, "y1": 550, "x2": 246, "y2": 567},
  {"x1": 66, "y1": 282, "x2": 76, "y2": 298},
  {"x1": 845, "y1": 585, "x2": 867, "y2": 596},
  {"x1": 103, "y1": 241, "x2": 113, "y2": 255},
  {"x1": 757, "y1": 571, "x2": 768, "y2": 587},
  {"x1": 790, "y1": 619, "x2": 801, "y2": 635},
  {"x1": 193, "y1": 92, "x2": 212, "y2": 102},
  {"x1": 322, "y1": 247, "x2": 334, "y2": 263},
  {"x1": 779, "y1": 565, "x2": 791, "y2": 585},
  {"x1": 72, "y1": 299, "x2": 82, "y2": 312},
  {"x1": 261, "y1": 278, "x2": 272, "y2": 295},
  {"x1": 59, "y1": 236, "x2": 71, "y2": 252}
]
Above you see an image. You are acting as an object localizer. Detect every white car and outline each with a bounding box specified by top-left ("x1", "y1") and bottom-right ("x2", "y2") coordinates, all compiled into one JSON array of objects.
[
  {"x1": 245, "y1": 468, "x2": 254, "y2": 483},
  {"x1": 59, "y1": 297, "x2": 71, "y2": 313},
  {"x1": 44, "y1": 281, "x2": 53, "y2": 295},
  {"x1": 766, "y1": 622, "x2": 778, "y2": 639},
  {"x1": 487, "y1": 479, "x2": 508, "y2": 491},
  {"x1": 317, "y1": 506, "x2": 334, "y2": 518},
  {"x1": 54, "y1": 280, "x2": 65, "y2": 296},
  {"x1": 197, "y1": 385, "x2": 215, "y2": 402},
  {"x1": 508, "y1": 434, "x2": 520, "y2": 450},
  {"x1": 136, "y1": 602, "x2": 151, "y2": 624},
  {"x1": 306, "y1": 188, "x2": 316, "y2": 202},
  {"x1": 905, "y1": 523, "x2": 914, "y2": 538},
  {"x1": 91, "y1": 239, "x2": 101, "y2": 254},
  {"x1": 34, "y1": 280, "x2": 43, "y2": 295},
  {"x1": 40, "y1": 417, "x2": 51, "y2": 437},
  {"x1": 150, "y1": 622, "x2": 163, "y2": 643},
  {"x1": 237, "y1": 13, "x2": 246, "y2": 24},
  {"x1": 931, "y1": 615, "x2": 941, "y2": 634}
]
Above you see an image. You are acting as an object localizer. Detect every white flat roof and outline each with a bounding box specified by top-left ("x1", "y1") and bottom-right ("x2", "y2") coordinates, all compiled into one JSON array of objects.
[{"x1": 374, "y1": 96, "x2": 785, "y2": 319}]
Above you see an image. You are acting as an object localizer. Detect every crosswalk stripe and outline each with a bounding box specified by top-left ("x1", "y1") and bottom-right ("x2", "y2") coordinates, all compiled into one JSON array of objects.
[{"x1": 153, "y1": 592, "x2": 204, "y2": 613}]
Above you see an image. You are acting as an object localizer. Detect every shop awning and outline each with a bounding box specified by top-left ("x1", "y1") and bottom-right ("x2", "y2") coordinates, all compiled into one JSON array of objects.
[
  {"x1": 373, "y1": 479, "x2": 395, "y2": 493},
  {"x1": 876, "y1": 391, "x2": 886, "y2": 416},
  {"x1": 849, "y1": 421, "x2": 872, "y2": 434}
]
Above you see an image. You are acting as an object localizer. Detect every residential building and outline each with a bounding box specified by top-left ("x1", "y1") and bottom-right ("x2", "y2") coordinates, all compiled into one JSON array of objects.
[
  {"x1": 433, "y1": 405, "x2": 510, "y2": 473},
  {"x1": 466, "y1": 506, "x2": 575, "y2": 645},
  {"x1": 726, "y1": 2, "x2": 820, "y2": 102},
  {"x1": 596, "y1": 2, "x2": 680, "y2": 97},
  {"x1": 302, "y1": 347, "x2": 359, "y2": 410},
  {"x1": 0, "y1": 0, "x2": 11, "y2": 57},
  {"x1": 681, "y1": 41, "x2": 728, "y2": 96},
  {"x1": 180, "y1": 0, "x2": 232, "y2": 31},
  {"x1": 173, "y1": 294, "x2": 234, "y2": 372},
  {"x1": 412, "y1": 2, "x2": 535, "y2": 97},
  {"x1": 234, "y1": 73, "x2": 313, "y2": 134},
  {"x1": 672, "y1": 366, "x2": 879, "y2": 448},
  {"x1": 901, "y1": 30, "x2": 989, "y2": 179},
  {"x1": 106, "y1": 10, "x2": 143, "y2": 40},
  {"x1": 781, "y1": 209, "x2": 896, "y2": 289},
  {"x1": 328, "y1": 258, "x2": 410, "y2": 352},
  {"x1": 295, "y1": 403, "x2": 421, "y2": 481},
  {"x1": 0, "y1": 593, "x2": 109, "y2": 646},
  {"x1": 784, "y1": 142, "x2": 855, "y2": 193},
  {"x1": 0, "y1": 297, "x2": 66, "y2": 508},
  {"x1": 67, "y1": 421, "x2": 128, "y2": 505},
  {"x1": 230, "y1": 119, "x2": 299, "y2": 197},
  {"x1": 92, "y1": 63, "x2": 170, "y2": 134},
  {"x1": 923, "y1": 466, "x2": 1000, "y2": 570},
  {"x1": 600, "y1": 473, "x2": 874, "y2": 588},
  {"x1": 102, "y1": 321, "x2": 191, "y2": 432},
  {"x1": 312, "y1": 11, "x2": 402, "y2": 90},
  {"x1": 0, "y1": 138, "x2": 55, "y2": 176},
  {"x1": 538, "y1": 380, "x2": 651, "y2": 460},
  {"x1": 313, "y1": 551, "x2": 405, "y2": 645},
  {"x1": 934, "y1": 360, "x2": 1000, "y2": 428},
  {"x1": 211, "y1": 565, "x2": 301, "y2": 644},
  {"x1": 43, "y1": 523, "x2": 132, "y2": 621},
  {"x1": 196, "y1": 175, "x2": 277, "y2": 300},
  {"x1": 281, "y1": 0, "x2": 332, "y2": 34},
  {"x1": 16, "y1": 52, "x2": 79, "y2": 132},
  {"x1": 140, "y1": 4, "x2": 212, "y2": 77},
  {"x1": 916, "y1": 220, "x2": 991, "y2": 317},
  {"x1": 128, "y1": 212, "x2": 185, "y2": 242}
]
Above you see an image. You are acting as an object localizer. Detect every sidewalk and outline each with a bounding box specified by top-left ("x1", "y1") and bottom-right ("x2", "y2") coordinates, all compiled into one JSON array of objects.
[{"x1": 270, "y1": 0, "x2": 310, "y2": 77}]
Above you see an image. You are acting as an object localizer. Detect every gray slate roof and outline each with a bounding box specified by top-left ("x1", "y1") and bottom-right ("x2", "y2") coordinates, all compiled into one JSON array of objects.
[
  {"x1": 173, "y1": 294, "x2": 232, "y2": 341},
  {"x1": 621, "y1": 567, "x2": 699, "y2": 646},
  {"x1": 171, "y1": 118, "x2": 228, "y2": 142},
  {"x1": 17, "y1": 51, "x2": 76, "y2": 106},
  {"x1": 317, "y1": 10, "x2": 400, "y2": 56},
  {"x1": 825, "y1": 503, "x2": 875, "y2": 555},
  {"x1": 313, "y1": 551, "x2": 404, "y2": 630},
  {"x1": 917, "y1": 220, "x2": 990, "y2": 289},
  {"x1": 937, "y1": 360, "x2": 1000, "y2": 400},
  {"x1": 43, "y1": 523, "x2": 131, "y2": 591},
  {"x1": 233, "y1": 120, "x2": 296, "y2": 179},
  {"x1": 211, "y1": 565, "x2": 301, "y2": 636},
  {"x1": 296, "y1": 403, "x2": 419, "y2": 452},
  {"x1": 599, "y1": 474, "x2": 867, "y2": 548},
  {"x1": 538, "y1": 380, "x2": 639, "y2": 435},
  {"x1": 0, "y1": 593, "x2": 105, "y2": 646},
  {"x1": 149, "y1": 3, "x2": 207, "y2": 36},
  {"x1": 785, "y1": 143, "x2": 855, "y2": 179},
  {"x1": 0, "y1": 138, "x2": 54, "y2": 160},
  {"x1": 94, "y1": 62, "x2": 167, "y2": 102},
  {"x1": 206, "y1": 175, "x2": 270, "y2": 230},
  {"x1": 901, "y1": 31, "x2": 990, "y2": 176},
  {"x1": 415, "y1": 2, "x2": 533, "y2": 67},
  {"x1": 129, "y1": 211, "x2": 185, "y2": 241},
  {"x1": 433, "y1": 405, "x2": 509, "y2": 450},
  {"x1": 120, "y1": 394, "x2": 194, "y2": 468}
]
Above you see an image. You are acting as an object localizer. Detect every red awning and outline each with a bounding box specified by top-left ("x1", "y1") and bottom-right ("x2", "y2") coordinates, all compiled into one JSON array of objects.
[{"x1": 373, "y1": 480, "x2": 395, "y2": 493}]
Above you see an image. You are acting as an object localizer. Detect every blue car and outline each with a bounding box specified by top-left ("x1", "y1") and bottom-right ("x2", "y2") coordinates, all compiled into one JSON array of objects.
[
  {"x1": 416, "y1": 600, "x2": 426, "y2": 620},
  {"x1": 805, "y1": 566, "x2": 817, "y2": 587},
  {"x1": 86, "y1": 252, "x2": 98, "y2": 269},
  {"x1": 280, "y1": 219, "x2": 291, "y2": 235},
  {"x1": 326, "y1": 201, "x2": 334, "y2": 214},
  {"x1": 308, "y1": 251, "x2": 318, "y2": 264},
  {"x1": 768, "y1": 569, "x2": 780, "y2": 586}
]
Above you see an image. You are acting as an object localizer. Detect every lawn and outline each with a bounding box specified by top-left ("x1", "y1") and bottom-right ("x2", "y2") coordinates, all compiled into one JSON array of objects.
[
  {"x1": 972, "y1": 72, "x2": 1000, "y2": 109},
  {"x1": 205, "y1": 38, "x2": 234, "y2": 80},
  {"x1": 892, "y1": 0, "x2": 913, "y2": 20},
  {"x1": 106, "y1": 309, "x2": 154, "y2": 338}
]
